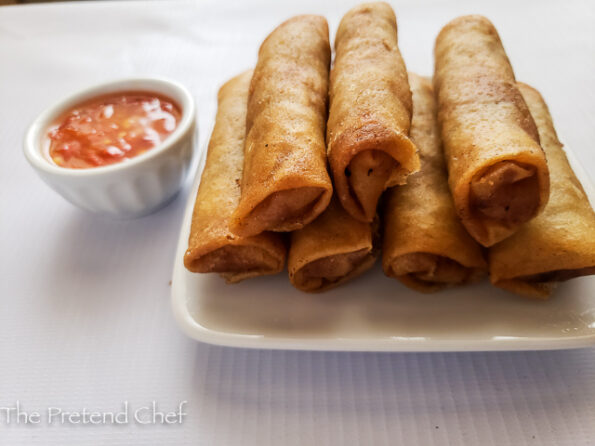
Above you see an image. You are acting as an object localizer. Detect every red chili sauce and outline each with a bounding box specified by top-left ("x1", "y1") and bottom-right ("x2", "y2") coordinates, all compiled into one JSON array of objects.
[{"x1": 48, "y1": 92, "x2": 181, "y2": 169}]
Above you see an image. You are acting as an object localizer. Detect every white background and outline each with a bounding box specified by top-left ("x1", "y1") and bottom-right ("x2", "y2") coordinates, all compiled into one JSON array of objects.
[{"x1": 1, "y1": 0, "x2": 594, "y2": 444}]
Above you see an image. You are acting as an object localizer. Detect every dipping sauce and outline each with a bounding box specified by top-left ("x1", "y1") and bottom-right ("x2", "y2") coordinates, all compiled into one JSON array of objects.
[{"x1": 48, "y1": 92, "x2": 181, "y2": 169}]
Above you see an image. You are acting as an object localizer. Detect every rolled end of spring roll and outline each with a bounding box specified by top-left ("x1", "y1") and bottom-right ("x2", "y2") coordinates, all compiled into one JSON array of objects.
[
  {"x1": 488, "y1": 83, "x2": 595, "y2": 298},
  {"x1": 327, "y1": 2, "x2": 420, "y2": 223},
  {"x1": 184, "y1": 71, "x2": 286, "y2": 283},
  {"x1": 382, "y1": 73, "x2": 486, "y2": 292},
  {"x1": 231, "y1": 15, "x2": 333, "y2": 237},
  {"x1": 434, "y1": 15, "x2": 550, "y2": 247},
  {"x1": 288, "y1": 198, "x2": 377, "y2": 292}
]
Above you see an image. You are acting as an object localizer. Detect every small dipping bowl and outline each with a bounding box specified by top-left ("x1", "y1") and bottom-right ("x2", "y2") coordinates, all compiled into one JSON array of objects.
[{"x1": 24, "y1": 77, "x2": 196, "y2": 218}]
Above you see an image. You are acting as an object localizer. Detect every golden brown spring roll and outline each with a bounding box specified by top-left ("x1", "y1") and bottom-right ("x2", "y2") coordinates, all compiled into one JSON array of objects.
[
  {"x1": 489, "y1": 83, "x2": 595, "y2": 298},
  {"x1": 383, "y1": 74, "x2": 487, "y2": 292},
  {"x1": 184, "y1": 71, "x2": 286, "y2": 283},
  {"x1": 434, "y1": 15, "x2": 550, "y2": 247},
  {"x1": 288, "y1": 198, "x2": 377, "y2": 292},
  {"x1": 230, "y1": 15, "x2": 333, "y2": 237},
  {"x1": 327, "y1": 2, "x2": 420, "y2": 222}
]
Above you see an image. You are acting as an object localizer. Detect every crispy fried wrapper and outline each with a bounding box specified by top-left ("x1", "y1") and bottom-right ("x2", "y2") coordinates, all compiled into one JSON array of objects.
[
  {"x1": 288, "y1": 198, "x2": 377, "y2": 293},
  {"x1": 184, "y1": 71, "x2": 286, "y2": 283},
  {"x1": 327, "y1": 2, "x2": 419, "y2": 222},
  {"x1": 489, "y1": 83, "x2": 595, "y2": 298},
  {"x1": 230, "y1": 15, "x2": 333, "y2": 236},
  {"x1": 434, "y1": 15, "x2": 550, "y2": 247},
  {"x1": 383, "y1": 74, "x2": 486, "y2": 292}
]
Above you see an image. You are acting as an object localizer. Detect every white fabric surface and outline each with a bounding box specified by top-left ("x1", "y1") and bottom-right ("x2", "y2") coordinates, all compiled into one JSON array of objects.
[{"x1": 1, "y1": 0, "x2": 594, "y2": 444}]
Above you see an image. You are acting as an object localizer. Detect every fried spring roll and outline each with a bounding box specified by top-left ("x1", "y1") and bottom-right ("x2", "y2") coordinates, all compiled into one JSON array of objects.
[
  {"x1": 184, "y1": 71, "x2": 286, "y2": 283},
  {"x1": 288, "y1": 198, "x2": 377, "y2": 292},
  {"x1": 327, "y1": 2, "x2": 419, "y2": 222},
  {"x1": 434, "y1": 15, "x2": 550, "y2": 247},
  {"x1": 383, "y1": 74, "x2": 487, "y2": 292},
  {"x1": 489, "y1": 83, "x2": 595, "y2": 298},
  {"x1": 230, "y1": 15, "x2": 333, "y2": 236}
]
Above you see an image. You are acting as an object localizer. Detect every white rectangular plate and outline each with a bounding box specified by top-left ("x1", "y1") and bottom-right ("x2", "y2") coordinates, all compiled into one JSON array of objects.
[{"x1": 171, "y1": 145, "x2": 595, "y2": 351}]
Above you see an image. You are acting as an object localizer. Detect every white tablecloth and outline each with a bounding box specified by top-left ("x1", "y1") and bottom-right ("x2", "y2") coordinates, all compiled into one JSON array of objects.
[{"x1": 1, "y1": 0, "x2": 594, "y2": 444}]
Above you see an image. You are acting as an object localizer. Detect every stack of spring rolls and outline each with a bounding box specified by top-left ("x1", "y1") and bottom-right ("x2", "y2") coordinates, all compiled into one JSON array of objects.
[{"x1": 184, "y1": 3, "x2": 595, "y2": 298}]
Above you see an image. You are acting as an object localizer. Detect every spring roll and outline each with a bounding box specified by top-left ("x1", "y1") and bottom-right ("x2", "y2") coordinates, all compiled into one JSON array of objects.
[
  {"x1": 383, "y1": 74, "x2": 487, "y2": 292},
  {"x1": 184, "y1": 71, "x2": 286, "y2": 283},
  {"x1": 230, "y1": 15, "x2": 333, "y2": 237},
  {"x1": 288, "y1": 198, "x2": 377, "y2": 292},
  {"x1": 489, "y1": 83, "x2": 595, "y2": 298},
  {"x1": 327, "y1": 2, "x2": 420, "y2": 222},
  {"x1": 434, "y1": 15, "x2": 550, "y2": 247}
]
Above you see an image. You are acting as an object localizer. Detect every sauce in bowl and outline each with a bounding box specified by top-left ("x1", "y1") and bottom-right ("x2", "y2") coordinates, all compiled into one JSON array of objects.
[{"x1": 48, "y1": 92, "x2": 181, "y2": 169}]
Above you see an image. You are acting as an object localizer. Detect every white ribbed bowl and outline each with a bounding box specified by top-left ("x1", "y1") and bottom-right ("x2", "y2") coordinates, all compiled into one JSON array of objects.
[{"x1": 23, "y1": 77, "x2": 196, "y2": 218}]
